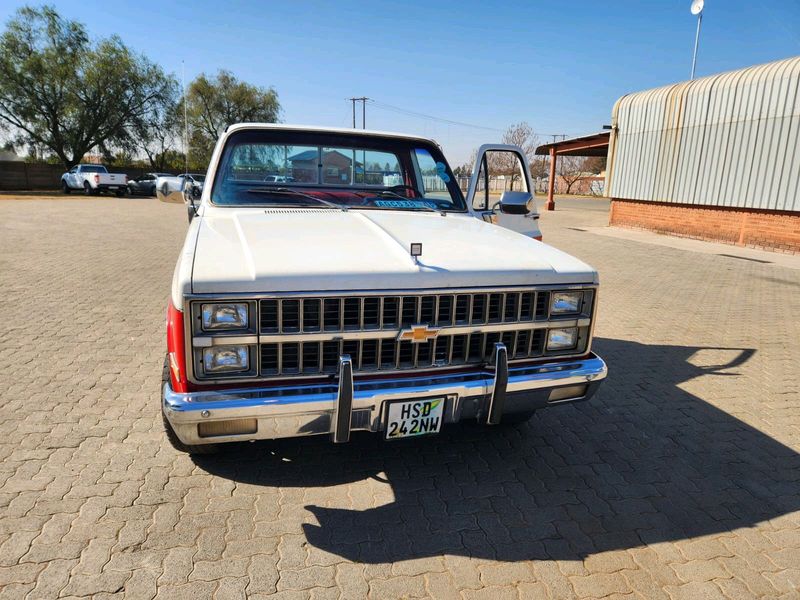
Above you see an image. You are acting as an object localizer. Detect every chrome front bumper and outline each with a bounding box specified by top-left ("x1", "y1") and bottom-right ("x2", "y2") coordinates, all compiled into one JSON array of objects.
[{"x1": 163, "y1": 345, "x2": 607, "y2": 445}]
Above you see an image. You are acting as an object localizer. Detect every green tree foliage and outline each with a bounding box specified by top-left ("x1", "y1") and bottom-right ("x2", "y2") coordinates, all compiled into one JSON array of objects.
[
  {"x1": 0, "y1": 5, "x2": 177, "y2": 168},
  {"x1": 118, "y1": 77, "x2": 182, "y2": 171},
  {"x1": 184, "y1": 70, "x2": 281, "y2": 167}
]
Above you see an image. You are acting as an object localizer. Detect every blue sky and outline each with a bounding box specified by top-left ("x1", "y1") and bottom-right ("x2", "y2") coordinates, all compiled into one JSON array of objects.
[{"x1": 2, "y1": 0, "x2": 798, "y2": 164}]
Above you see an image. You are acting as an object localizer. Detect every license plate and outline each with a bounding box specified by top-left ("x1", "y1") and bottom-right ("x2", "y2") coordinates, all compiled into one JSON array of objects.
[
  {"x1": 108, "y1": 186, "x2": 118, "y2": 189},
  {"x1": 385, "y1": 397, "x2": 444, "y2": 440}
]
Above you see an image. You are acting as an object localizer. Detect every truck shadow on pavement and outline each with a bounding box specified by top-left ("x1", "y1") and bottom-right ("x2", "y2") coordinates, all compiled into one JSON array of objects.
[{"x1": 195, "y1": 338, "x2": 800, "y2": 562}]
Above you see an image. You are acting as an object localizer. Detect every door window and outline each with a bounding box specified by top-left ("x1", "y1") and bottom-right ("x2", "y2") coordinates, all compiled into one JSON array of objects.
[{"x1": 472, "y1": 150, "x2": 529, "y2": 211}]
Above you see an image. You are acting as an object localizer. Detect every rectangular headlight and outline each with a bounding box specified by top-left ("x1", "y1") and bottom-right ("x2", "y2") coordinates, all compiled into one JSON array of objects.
[
  {"x1": 547, "y1": 327, "x2": 578, "y2": 351},
  {"x1": 201, "y1": 303, "x2": 248, "y2": 330},
  {"x1": 202, "y1": 345, "x2": 249, "y2": 373},
  {"x1": 550, "y1": 291, "x2": 583, "y2": 315}
]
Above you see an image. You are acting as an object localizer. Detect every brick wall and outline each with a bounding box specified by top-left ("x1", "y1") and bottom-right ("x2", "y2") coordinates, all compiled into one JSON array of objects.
[{"x1": 609, "y1": 199, "x2": 800, "y2": 254}]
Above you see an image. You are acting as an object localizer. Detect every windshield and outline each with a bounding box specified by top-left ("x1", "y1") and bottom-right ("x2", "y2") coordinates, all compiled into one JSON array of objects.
[{"x1": 210, "y1": 130, "x2": 465, "y2": 212}]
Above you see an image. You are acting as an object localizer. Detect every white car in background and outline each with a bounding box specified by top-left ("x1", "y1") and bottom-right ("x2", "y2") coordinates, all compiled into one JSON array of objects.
[
  {"x1": 61, "y1": 164, "x2": 128, "y2": 196},
  {"x1": 155, "y1": 173, "x2": 206, "y2": 198}
]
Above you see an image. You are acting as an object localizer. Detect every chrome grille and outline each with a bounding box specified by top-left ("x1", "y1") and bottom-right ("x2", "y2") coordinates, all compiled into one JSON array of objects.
[
  {"x1": 189, "y1": 288, "x2": 593, "y2": 382},
  {"x1": 259, "y1": 291, "x2": 550, "y2": 334},
  {"x1": 260, "y1": 329, "x2": 547, "y2": 375}
]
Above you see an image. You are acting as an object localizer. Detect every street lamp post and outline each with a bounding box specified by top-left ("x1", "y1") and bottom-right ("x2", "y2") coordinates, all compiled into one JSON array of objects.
[{"x1": 690, "y1": 0, "x2": 705, "y2": 80}]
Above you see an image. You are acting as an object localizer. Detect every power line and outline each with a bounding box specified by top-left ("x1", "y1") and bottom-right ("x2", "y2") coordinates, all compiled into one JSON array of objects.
[
  {"x1": 352, "y1": 97, "x2": 575, "y2": 140},
  {"x1": 367, "y1": 100, "x2": 503, "y2": 132}
]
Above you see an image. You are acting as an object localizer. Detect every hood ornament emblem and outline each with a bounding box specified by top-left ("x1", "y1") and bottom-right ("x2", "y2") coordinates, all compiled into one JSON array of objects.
[{"x1": 397, "y1": 324, "x2": 440, "y2": 344}]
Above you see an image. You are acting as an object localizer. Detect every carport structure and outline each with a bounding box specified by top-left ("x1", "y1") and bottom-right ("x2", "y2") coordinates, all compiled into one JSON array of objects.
[{"x1": 535, "y1": 131, "x2": 609, "y2": 210}]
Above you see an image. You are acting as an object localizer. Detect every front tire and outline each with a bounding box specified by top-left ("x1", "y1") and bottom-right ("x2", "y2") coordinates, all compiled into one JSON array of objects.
[{"x1": 61, "y1": 181, "x2": 71, "y2": 194}]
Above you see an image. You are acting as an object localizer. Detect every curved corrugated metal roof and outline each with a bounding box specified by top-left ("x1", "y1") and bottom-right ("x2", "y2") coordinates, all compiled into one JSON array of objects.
[{"x1": 607, "y1": 56, "x2": 800, "y2": 212}]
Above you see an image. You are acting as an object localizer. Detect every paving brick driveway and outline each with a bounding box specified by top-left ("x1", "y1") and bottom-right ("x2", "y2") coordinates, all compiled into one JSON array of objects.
[{"x1": 1, "y1": 195, "x2": 799, "y2": 599}]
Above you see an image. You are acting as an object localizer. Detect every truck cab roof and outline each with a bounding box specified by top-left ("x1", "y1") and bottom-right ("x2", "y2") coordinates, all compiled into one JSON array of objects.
[{"x1": 224, "y1": 123, "x2": 442, "y2": 148}]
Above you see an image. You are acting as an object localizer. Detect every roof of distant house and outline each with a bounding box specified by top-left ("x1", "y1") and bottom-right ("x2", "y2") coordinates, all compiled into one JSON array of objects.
[{"x1": 288, "y1": 149, "x2": 355, "y2": 162}]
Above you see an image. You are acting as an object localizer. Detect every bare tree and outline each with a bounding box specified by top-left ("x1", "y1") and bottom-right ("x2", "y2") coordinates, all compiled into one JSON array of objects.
[
  {"x1": 492, "y1": 122, "x2": 539, "y2": 190},
  {"x1": 557, "y1": 155, "x2": 586, "y2": 194},
  {"x1": 530, "y1": 156, "x2": 549, "y2": 180},
  {"x1": 502, "y1": 122, "x2": 538, "y2": 161},
  {"x1": 580, "y1": 155, "x2": 606, "y2": 174},
  {"x1": 464, "y1": 148, "x2": 477, "y2": 173}
]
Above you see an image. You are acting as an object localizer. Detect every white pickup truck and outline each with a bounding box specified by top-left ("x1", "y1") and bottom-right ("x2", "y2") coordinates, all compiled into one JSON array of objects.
[
  {"x1": 61, "y1": 164, "x2": 128, "y2": 196},
  {"x1": 160, "y1": 124, "x2": 607, "y2": 454}
]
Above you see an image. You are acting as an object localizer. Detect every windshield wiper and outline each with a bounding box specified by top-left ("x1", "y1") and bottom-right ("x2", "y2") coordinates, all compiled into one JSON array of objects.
[
  {"x1": 245, "y1": 187, "x2": 347, "y2": 211},
  {"x1": 374, "y1": 190, "x2": 445, "y2": 215}
]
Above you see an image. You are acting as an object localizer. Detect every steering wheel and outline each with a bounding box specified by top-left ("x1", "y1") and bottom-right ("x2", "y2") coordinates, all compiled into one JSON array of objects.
[{"x1": 387, "y1": 184, "x2": 423, "y2": 198}]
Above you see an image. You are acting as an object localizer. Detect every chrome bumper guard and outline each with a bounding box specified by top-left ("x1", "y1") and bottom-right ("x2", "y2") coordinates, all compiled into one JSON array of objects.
[
  {"x1": 163, "y1": 346, "x2": 607, "y2": 445},
  {"x1": 332, "y1": 355, "x2": 354, "y2": 443}
]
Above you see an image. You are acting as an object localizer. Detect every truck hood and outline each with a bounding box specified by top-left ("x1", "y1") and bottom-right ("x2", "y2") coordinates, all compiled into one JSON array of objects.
[{"x1": 190, "y1": 208, "x2": 597, "y2": 294}]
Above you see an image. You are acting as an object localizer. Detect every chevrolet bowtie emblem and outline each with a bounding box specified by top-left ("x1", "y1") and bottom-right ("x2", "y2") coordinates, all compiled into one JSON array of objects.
[{"x1": 397, "y1": 324, "x2": 441, "y2": 344}]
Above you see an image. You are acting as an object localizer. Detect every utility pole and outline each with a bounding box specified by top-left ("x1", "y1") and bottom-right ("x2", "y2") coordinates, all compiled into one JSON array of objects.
[{"x1": 348, "y1": 97, "x2": 369, "y2": 129}]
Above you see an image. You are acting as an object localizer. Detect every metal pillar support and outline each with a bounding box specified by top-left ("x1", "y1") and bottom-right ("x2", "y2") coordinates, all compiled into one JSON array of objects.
[
  {"x1": 546, "y1": 147, "x2": 557, "y2": 211},
  {"x1": 332, "y1": 355, "x2": 353, "y2": 443},
  {"x1": 486, "y1": 343, "x2": 508, "y2": 425}
]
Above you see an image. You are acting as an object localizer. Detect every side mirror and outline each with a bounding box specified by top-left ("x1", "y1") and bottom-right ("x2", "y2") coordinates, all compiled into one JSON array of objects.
[
  {"x1": 157, "y1": 187, "x2": 185, "y2": 204},
  {"x1": 498, "y1": 190, "x2": 533, "y2": 215}
]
